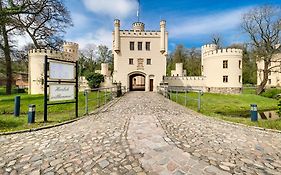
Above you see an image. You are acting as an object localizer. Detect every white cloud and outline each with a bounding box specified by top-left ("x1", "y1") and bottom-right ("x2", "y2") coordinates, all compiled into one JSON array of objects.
[
  {"x1": 71, "y1": 28, "x2": 113, "y2": 50},
  {"x1": 72, "y1": 12, "x2": 90, "y2": 27},
  {"x1": 170, "y1": 7, "x2": 251, "y2": 38},
  {"x1": 82, "y1": 0, "x2": 138, "y2": 19},
  {"x1": 12, "y1": 34, "x2": 32, "y2": 49}
]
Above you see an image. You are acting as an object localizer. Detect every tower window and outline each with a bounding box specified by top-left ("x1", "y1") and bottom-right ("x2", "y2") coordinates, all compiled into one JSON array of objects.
[
  {"x1": 147, "y1": 59, "x2": 151, "y2": 65},
  {"x1": 138, "y1": 42, "x2": 142, "y2": 50},
  {"x1": 223, "y1": 60, "x2": 228, "y2": 69},
  {"x1": 223, "y1": 76, "x2": 228, "y2": 83},
  {"x1": 129, "y1": 58, "x2": 134, "y2": 65},
  {"x1": 146, "y1": 42, "x2": 151, "y2": 51},
  {"x1": 239, "y1": 60, "x2": 242, "y2": 69},
  {"x1": 239, "y1": 75, "x2": 242, "y2": 83},
  {"x1": 268, "y1": 79, "x2": 271, "y2": 85},
  {"x1": 130, "y1": 42, "x2": 134, "y2": 50}
]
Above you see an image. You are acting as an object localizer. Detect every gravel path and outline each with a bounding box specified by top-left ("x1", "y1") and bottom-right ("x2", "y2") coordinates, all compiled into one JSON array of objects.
[{"x1": 0, "y1": 92, "x2": 281, "y2": 175}]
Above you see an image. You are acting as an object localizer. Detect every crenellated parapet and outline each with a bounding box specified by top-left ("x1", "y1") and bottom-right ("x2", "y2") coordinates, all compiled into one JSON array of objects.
[
  {"x1": 28, "y1": 49, "x2": 63, "y2": 60},
  {"x1": 203, "y1": 48, "x2": 243, "y2": 57},
  {"x1": 132, "y1": 22, "x2": 145, "y2": 32},
  {"x1": 119, "y1": 30, "x2": 161, "y2": 37}
]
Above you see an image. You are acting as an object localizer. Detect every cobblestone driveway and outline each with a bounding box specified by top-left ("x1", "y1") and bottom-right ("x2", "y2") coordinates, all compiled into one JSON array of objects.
[{"x1": 0, "y1": 92, "x2": 281, "y2": 175}]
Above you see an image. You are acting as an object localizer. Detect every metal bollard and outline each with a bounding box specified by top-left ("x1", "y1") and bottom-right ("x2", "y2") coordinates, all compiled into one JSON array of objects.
[
  {"x1": 28, "y1": 104, "x2": 36, "y2": 124},
  {"x1": 250, "y1": 104, "x2": 258, "y2": 121},
  {"x1": 14, "y1": 96, "x2": 21, "y2": 116}
]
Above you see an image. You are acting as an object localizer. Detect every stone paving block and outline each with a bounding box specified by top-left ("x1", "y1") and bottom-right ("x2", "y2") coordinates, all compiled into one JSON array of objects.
[{"x1": 0, "y1": 92, "x2": 280, "y2": 174}]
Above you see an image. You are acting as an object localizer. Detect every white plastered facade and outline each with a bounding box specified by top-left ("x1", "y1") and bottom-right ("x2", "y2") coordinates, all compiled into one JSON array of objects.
[
  {"x1": 257, "y1": 53, "x2": 281, "y2": 88},
  {"x1": 165, "y1": 44, "x2": 243, "y2": 94},
  {"x1": 112, "y1": 19, "x2": 168, "y2": 92}
]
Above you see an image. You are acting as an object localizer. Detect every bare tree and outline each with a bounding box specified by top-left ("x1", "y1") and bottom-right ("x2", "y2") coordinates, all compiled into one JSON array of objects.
[
  {"x1": 14, "y1": 0, "x2": 72, "y2": 49},
  {"x1": 242, "y1": 5, "x2": 281, "y2": 94},
  {"x1": 0, "y1": 0, "x2": 72, "y2": 94},
  {"x1": 210, "y1": 34, "x2": 223, "y2": 49}
]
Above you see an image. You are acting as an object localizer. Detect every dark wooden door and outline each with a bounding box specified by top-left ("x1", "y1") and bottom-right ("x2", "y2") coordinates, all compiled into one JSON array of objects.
[{"x1": 149, "y1": 79, "x2": 153, "y2": 91}]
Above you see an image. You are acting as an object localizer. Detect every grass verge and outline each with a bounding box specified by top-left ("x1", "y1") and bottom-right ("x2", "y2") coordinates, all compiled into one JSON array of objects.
[
  {"x1": 170, "y1": 92, "x2": 281, "y2": 131},
  {"x1": 0, "y1": 91, "x2": 112, "y2": 133}
]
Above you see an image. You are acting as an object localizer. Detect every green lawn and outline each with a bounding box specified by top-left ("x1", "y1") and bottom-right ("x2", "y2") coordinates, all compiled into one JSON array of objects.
[
  {"x1": 0, "y1": 90, "x2": 112, "y2": 133},
  {"x1": 170, "y1": 91, "x2": 281, "y2": 130}
]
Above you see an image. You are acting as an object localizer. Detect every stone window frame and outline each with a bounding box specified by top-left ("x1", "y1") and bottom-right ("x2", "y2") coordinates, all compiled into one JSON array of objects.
[
  {"x1": 145, "y1": 42, "x2": 151, "y2": 51},
  {"x1": 223, "y1": 75, "x2": 228, "y2": 83},
  {"x1": 223, "y1": 60, "x2": 228, "y2": 69},
  {"x1": 147, "y1": 58, "x2": 152, "y2": 65},
  {"x1": 138, "y1": 42, "x2": 142, "y2": 51},
  {"x1": 130, "y1": 42, "x2": 134, "y2": 51},
  {"x1": 129, "y1": 58, "x2": 134, "y2": 65}
]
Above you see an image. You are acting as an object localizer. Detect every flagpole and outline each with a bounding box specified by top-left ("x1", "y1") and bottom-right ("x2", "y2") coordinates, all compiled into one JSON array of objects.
[{"x1": 137, "y1": 0, "x2": 140, "y2": 22}]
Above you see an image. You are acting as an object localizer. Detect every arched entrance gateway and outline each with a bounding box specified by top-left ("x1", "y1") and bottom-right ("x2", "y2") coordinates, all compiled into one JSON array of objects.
[{"x1": 129, "y1": 72, "x2": 146, "y2": 91}]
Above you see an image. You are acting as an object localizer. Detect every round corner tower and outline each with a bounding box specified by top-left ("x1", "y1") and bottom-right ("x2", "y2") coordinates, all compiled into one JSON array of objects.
[
  {"x1": 201, "y1": 44, "x2": 217, "y2": 75},
  {"x1": 202, "y1": 45, "x2": 243, "y2": 93},
  {"x1": 132, "y1": 22, "x2": 145, "y2": 32},
  {"x1": 63, "y1": 42, "x2": 79, "y2": 61},
  {"x1": 28, "y1": 49, "x2": 62, "y2": 94}
]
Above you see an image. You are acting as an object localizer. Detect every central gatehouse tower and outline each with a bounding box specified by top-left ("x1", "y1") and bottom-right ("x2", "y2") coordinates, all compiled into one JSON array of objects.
[{"x1": 112, "y1": 19, "x2": 168, "y2": 91}]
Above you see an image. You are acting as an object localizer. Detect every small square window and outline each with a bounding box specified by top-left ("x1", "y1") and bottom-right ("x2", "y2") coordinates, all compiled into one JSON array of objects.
[
  {"x1": 130, "y1": 42, "x2": 134, "y2": 50},
  {"x1": 146, "y1": 42, "x2": 150, "y2": 51},
  {"x1": 129, "y1": 58, "x2": 134, "y2": 65},
  {"x1": 223, "y1": 60, "x2": 228, "y2": 69},
  {"x1": 223, "y1": 76, "x2": 228, "y2": 83},
  {"x1": 138, "y1": 42, "x2": 142, "y2": 50},
  {"x1": 147, "y1": 59, "x2": 151, "y2": 65}
]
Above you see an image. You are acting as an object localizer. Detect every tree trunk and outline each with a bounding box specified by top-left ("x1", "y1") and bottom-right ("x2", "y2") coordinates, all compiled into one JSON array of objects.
[
  {"x1": 1, "y1": 25, "x2": 13, "y2": 95},
  {"x1": 256, "y1": 61, "x2": 269, "y2": 95}
]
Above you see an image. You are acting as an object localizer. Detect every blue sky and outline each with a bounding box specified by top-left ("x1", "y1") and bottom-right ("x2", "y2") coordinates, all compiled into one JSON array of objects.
[{"x1": 63, "y1": 0, "x2": 281, "y2": 51}]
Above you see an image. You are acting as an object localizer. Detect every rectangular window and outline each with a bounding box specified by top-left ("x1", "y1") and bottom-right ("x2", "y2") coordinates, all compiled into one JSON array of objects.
[
  {"x1": 146, "y1": 42, "x2": 150, "y2": 51},
  {"x1": 223, "y1": 76, "x2": 228, "y2": 83},
  {"x1": 130, "y1": 42, "x2": 134, "y2": 51},
  {"x1": 223, "y1": 60, "x2": 228, "y2": 69},
  {"x1": 269, "y1": 71, "x2": 271, "y2": 76},
  {"x1": 129, "y1": 58, "x2": 134, "y2": 65},
  {"x1": 268, "y1": 79, "x2": 271, "y2": 85},
  {"x1": 239, "y1": 75, "x2": 242, "y2": 83},
  {"x1": 138, "y1": 42, "x2": 142, "y2": 50},
  {"x1": 147, "y1": 58, "x2": 151, "y2": 65},
  {"x1": 239, "y1": 60, "x2": 242, "y2": 69}
]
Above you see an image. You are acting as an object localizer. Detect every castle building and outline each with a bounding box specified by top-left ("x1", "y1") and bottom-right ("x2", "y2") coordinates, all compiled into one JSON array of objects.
[
  {"x1": 112, "y1": 19, "x2": 168, "y2": 91},
  {"x1": 171, "y1": 63, "x2": 186, "y2": 77},
  {"x1": 257, "y1": 53, "x2": 281, "y2": 88},
  {"x1": 164, "y1": 44, "x2": 243, "y2": 94},
  {"x1": 28, "y1": 42, "x2": 79, "y2": 94}
]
